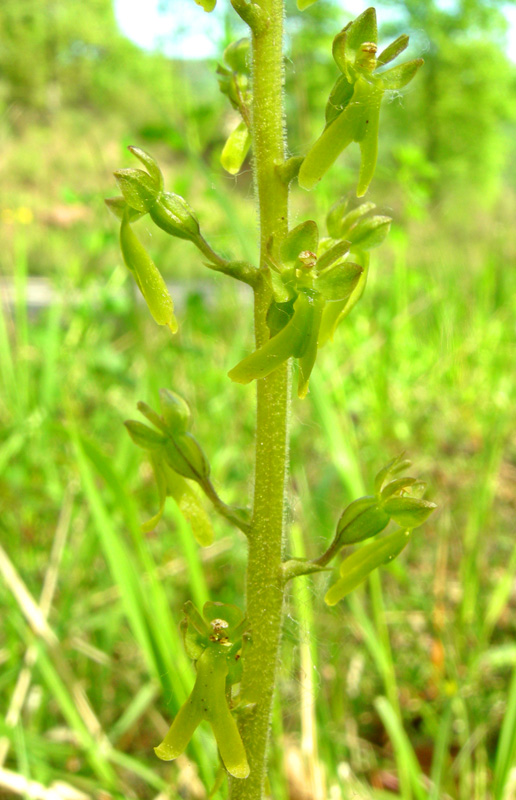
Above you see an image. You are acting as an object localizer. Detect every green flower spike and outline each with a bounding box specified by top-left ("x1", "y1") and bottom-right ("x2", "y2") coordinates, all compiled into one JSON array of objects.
[
  {"x1": 228, "y1": 221, "x2": 363, "y2": 397},
  {"x1": 298, "y1": 7, "x2": 423, "y2": 196},
  {"x1": 155, "y1": 602, "x2": 250, "y2": 780}
]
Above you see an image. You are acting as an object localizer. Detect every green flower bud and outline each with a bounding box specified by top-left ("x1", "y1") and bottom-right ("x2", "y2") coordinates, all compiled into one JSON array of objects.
[
  {"x1": 382, "y1": 496, "x2": 436, "y2": 529},
  {"x1": 336, "y1": 495, "x2": 390, "y2": 545},
  {"x1": 114, "y1": 168, "x2": 159, "y2": 213},
  {"x1": 159, "y1": 388, "x2": 192, "y2": 434},
  {"x1": 164, "y1": 433, "x2": 210, "y2": 483},
  {"x1": 149, "y1": 192, "x2": 201, "y2": 242}
]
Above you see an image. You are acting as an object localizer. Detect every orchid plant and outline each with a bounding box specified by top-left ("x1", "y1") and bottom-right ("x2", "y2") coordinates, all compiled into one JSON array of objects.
[{"x1": 106, "y1": 4, "x2": 434, "y2": 798}]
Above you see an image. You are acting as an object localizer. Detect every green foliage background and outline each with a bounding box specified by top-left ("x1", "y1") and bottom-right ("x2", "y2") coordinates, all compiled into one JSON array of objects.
[{"x1": 1, "y1": 0, "x2": 516, "y2": 798}]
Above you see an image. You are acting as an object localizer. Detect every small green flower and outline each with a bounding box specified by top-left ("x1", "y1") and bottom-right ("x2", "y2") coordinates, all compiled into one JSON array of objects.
[
  {"x1": 228, "y1": 220, "x2": 363, "y2": 397},
  {"x1": 299, "y1": 7, "x2": 423, "y2": 196},
  {"x1": 155, "y1": 602, "x2": 249, "y2": 779}
]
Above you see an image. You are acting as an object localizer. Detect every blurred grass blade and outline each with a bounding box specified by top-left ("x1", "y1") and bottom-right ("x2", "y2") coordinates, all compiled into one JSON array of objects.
[
  {"x1": 374, "y1": 696, "x2": 427, "y2": 800},
  {"x1": 493, "y1": 662, "x2": 516, "y2": 799}
]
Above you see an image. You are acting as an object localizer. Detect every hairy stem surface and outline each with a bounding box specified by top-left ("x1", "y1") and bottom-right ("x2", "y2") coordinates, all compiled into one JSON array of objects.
[{"x1": 229, "y1": 1, "x2": 289, "y2": 798}]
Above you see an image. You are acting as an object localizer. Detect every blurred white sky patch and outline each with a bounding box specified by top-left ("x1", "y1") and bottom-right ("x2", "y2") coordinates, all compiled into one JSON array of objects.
[{"x1": 114, "y1": 0, "x2": 516, "y2": 61}]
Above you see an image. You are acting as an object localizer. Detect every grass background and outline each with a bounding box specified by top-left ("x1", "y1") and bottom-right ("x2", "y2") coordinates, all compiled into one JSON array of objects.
[{"x1": 1, "y1": 0, "x2": 516, "y2": 798}]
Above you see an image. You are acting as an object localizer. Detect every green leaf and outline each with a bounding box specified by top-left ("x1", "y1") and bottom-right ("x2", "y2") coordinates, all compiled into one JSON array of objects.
[
  {"x1": 221, "y1": 121, "x2": 251, "y2": 175},
  {"x1": 124, "y1": 420, "x2": 167, "y2": 450},
  {"x1": 159, "y1": 389, "x2": 192, "y2": 434},
  {"x1": 315, "y1": 261, "x2": 362, "y2": 302},
  {"x1": 297, "y1": 0, "x2": 319, "y2": 8},
  {"x1": 377, "y1": 34, "x2": 409, "y2": 67},
  {"x1": 149, "y1": 192, "x2": 201, "y2": 242},
  {"x1": 280, "y1": 221, "x2": 319, "y2": 268},
  {"x1": 127, "y1": 146, "x2": 164, "y2": 192},
  {"x1": 120, "y1": 213, "x2": 178, "y2": 333},
  {"x1": 336, "y1": 495, "x2": 390, "y2": 545},
  {"x1": 382, "y1": 496, "x2": 436, "y2": 529},
  {"x1": 325, "y1": 529, "x2": 411, "y2": 605},
  {"x1": 114, "y1": 168, "x2": 159, "y2": 213},
  {"x1": 380, "y1": 58, "x2": 424, "y2": 90}
]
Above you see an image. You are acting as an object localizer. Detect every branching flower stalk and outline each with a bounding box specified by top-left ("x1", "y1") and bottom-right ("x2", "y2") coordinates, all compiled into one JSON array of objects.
[{"x1": 106, "y1": 3, "x2": 434, "y2": 799}]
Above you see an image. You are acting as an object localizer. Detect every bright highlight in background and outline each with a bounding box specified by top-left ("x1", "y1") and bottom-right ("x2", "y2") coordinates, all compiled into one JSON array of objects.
[{"x1": 115, "y1": 0, "x2": 516, "y2": 61}]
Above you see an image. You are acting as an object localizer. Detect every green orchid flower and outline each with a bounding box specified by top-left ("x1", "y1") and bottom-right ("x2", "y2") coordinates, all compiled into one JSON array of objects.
[
  {"x1": 228, "y1": 220, "x2": 363, "y2": 397},
  {"x1": 298, "y1": 7, "x2": 423, "y2": 196},
  {"x1": 155, "y1": 601, "x2": 250, "y2": 780},
  {"x1": 324, "y1": 455, "x2": 436, "y2": 604}
]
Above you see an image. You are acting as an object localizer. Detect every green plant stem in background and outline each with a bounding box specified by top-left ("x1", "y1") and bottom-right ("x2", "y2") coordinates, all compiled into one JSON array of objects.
[{"x1": 229, "y1": 1, "x2": 290, "y2": 798}]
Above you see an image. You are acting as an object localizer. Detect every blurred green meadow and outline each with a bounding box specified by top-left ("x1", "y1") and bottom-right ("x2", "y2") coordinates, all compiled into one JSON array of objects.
[{"x1": 1, "y1": 0, "x2": 516, "y2": 798}]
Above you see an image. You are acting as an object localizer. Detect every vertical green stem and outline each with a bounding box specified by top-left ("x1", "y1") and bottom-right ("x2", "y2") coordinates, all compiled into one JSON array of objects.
[{"x1": 229, "y1": 1, "x2": 289, "y2": 798}]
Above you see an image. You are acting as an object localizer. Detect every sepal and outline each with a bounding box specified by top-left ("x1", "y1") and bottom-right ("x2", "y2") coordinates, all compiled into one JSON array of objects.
[
  {"x1": 114, "y1": 168, "x2": 159, "y2": 213},
  {"x1": 382, "y1": 496, "x2": 436, "y2": 529}
]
